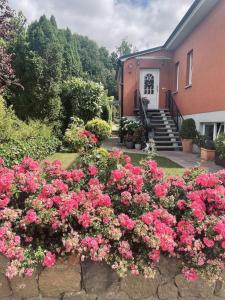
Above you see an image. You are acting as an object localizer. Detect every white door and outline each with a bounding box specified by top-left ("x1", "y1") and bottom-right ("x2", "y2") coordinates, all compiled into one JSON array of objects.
[{"x1": 139, "y1": 69, "x2": 159, "y2": 109}]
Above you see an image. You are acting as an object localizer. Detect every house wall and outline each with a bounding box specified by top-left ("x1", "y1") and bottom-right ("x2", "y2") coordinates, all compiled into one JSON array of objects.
[
  {"x1": 172, "y1": 0, "x2": 225, "y2": 118},
  {"x1": 122, "y1": 50, "x2": 173, "y2": 116}
]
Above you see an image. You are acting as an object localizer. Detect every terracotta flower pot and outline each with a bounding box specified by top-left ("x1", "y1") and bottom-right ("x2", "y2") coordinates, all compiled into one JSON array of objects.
[
  {"x1": 200, "y1": 148, "x2": 216, "y2": 161},
  {"x1": 182, "y1": 139, "x2": 193, "y2": 153}
]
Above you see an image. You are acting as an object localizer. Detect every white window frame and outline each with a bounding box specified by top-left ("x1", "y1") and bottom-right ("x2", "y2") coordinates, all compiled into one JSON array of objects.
[
  {"x1": 202, "y1": 122, "x2": 225, "y2": 140},
  {"x1": 186, "y1": 50, "x2": 193, "y2": 86},
  {"x1": 175, "y1": 62, "x2": 179, "y2": 92}
]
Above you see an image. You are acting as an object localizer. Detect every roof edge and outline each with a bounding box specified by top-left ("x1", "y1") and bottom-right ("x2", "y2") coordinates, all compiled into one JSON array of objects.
[{"x1": 119, "y1": 46, "x2": 163, "y2": 61}]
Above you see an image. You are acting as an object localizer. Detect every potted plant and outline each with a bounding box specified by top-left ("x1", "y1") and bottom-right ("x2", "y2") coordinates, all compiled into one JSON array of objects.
[
  {"x1": 200, "y1": 139, "x2": 216, "y2": 161},
  {"x1": 125, "y1": 133, "x2": 134, "y2": 149},
  {"x1": 179, "y1": 118, "x2": 197, "y2": 153},
  {"x1": 215, "y1": 133, "x2": 225, "y2": 167},
  {"x1": 193, "y1": 132, "x2": 207, "y2": 154},
  {"x1": 133, "y1": 126, "x2": 145, "y2": 150},
  {"x1": 142, "y1": 97, "x2": 150, "y2": 110}
]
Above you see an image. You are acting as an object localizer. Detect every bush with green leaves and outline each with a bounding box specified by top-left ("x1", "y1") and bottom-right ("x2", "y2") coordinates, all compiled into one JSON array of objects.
[
  {"x1": 62, "y1": 77, "x2": 104, "y2": 123},
  {"x1": 215, "y1": 133, "x2": 225, "y2": 158},
  {"x1": 0, "y1": 96, "x2": 60, "y2": 166},
  {"x1": 179, "y1": 118, "x2": 197, "y2": 139},
  {"x1": 119, "y1": 117, "x2": 141, "y2": 139},
  {"x1": 0, "y1": 137, "x2": 61, "y2": 167},
  {"x1": 85, "y1": 118, "x2": 111, "y2": 143}
]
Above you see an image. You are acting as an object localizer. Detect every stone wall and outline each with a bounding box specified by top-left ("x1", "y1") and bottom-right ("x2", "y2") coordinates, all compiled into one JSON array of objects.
[{"x1": 0, "y1": 255, "x2": 225, "y2": 300}]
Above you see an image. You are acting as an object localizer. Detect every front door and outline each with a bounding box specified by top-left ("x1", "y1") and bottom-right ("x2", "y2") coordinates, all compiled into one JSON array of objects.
[{"x1": 139, "y1": 69, "x2": 159, "y2": 109}]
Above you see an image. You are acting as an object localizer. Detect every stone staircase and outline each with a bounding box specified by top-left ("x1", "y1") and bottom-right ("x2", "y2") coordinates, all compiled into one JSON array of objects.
[{"x1": 146, "y1": 109, "x2": 182, "y2": 151}]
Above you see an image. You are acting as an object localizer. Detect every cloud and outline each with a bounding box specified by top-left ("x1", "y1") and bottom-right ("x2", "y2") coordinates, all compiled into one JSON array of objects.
[{"x1": 9, "y1": 0, "x2": 194, "y2": 51}]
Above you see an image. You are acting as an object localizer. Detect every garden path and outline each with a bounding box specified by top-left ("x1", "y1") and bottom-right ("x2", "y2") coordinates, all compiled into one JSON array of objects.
[{"x1": 103, "y1": 137, "x2": 223, "y2": 173}]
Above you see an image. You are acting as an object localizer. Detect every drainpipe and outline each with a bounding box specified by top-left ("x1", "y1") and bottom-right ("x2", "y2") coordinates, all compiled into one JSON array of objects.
[{"x1": 120, "y1": 61, "x2": 124, "y2": 118}]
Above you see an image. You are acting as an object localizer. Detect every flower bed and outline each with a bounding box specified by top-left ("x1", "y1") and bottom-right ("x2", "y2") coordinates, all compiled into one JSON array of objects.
[{"x1": 0, "y1": 150, "x2": 225, "y2": 284}]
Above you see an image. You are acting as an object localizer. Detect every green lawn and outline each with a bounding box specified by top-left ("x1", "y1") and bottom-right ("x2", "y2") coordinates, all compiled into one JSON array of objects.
[
  {"x1": 47, "y1": 152, "x2": 78, "y2": 170},
  {"x1": 125, "y1": 152, "x2": 184, "y2": 177},
  {"x1": 48, "y1": 151, "x2": 183, "y2": 177}
]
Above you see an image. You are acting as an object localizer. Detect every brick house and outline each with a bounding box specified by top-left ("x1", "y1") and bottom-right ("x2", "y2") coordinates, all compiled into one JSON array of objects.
[{"x1": 117, "y1": 0, "x2": 225, "y2": 149}]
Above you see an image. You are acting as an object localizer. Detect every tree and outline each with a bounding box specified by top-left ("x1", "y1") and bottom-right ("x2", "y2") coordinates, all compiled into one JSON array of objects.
[
  {"x1": 0, "y1": 0, "x2": 16, "y2": 92},
  {"x1": 116, "y1": 38, "x2": 134, "y2": 57},
  {"x1": 61, "y1": 77, "x2": 104, "y2": 123}
]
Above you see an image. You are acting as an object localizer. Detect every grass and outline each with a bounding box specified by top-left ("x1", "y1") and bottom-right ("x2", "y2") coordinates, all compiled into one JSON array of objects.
[
  {"x1": 125, "y1": 152, "x2": 184, "y2": 177},
  {"x1": 47, "y1": 151, "x2": 183, "y2": 177},
  {"x1": 47, "y1": 152, "x2": 78, "y2": 170}
]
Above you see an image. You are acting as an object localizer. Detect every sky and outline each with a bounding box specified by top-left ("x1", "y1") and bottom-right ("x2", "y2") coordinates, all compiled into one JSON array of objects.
[{"x1": 9, "y1": 0, "x2": 194, "y2": 52}]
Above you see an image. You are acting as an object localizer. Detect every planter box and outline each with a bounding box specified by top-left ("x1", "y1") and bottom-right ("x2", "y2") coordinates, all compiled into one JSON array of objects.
[
  {"x1": 135, "y1": 144, "x2": 142, "y2": 150},
  {"x1": 182, "y1": 139, "x2": 193, "y2": 153},
  {"x1": 215, "y1": 152, "x2": 225, "y2": 167},
  {"x1": 200, "y1": 148, "x2": 215, "y2": 161}
]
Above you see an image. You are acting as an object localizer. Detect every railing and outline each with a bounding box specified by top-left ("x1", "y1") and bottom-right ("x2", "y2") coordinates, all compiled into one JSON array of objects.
[
  {"x1": 134, "y1": 89, "x2": 151, "y2": 141},
  {"x1": 165, "y1": 90, "x2": 183, "y2": 131}
]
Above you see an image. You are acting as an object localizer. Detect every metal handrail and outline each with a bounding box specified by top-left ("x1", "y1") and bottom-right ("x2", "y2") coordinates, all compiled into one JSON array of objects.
[
  {"x1": 165, "y1": 90, "x2": 183, "y2": 131},
  {"x1": 134, "y1": 89, "x2": 151, "y2": 141}
]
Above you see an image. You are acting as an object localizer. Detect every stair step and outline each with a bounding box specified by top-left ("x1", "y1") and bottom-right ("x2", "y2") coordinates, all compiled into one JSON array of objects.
[{"x1": 156, "y1": 145, "x2": 183, "y2": 150}]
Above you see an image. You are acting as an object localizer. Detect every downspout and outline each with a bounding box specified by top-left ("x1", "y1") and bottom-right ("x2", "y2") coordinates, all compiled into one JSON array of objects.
[{"x1": 120, "y1": 61, "x2": 124, "y2": 118}]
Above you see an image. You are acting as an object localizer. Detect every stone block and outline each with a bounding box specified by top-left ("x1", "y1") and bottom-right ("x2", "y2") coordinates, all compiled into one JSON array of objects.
[
  {"x1": 97, "y1": 291, "x2": 129, "y2": 300},
  {"x1": 81, "y1": 260, "x2": 119, "y2": 295},
  {"x1": 39, "y1": 259, "x2": 81, "y2": 297},
  {"x1": 63, "y1": 291, "x2": 97, "y2": 300},
  {"x1": 0, "y1": 274, "x2": 12, "y2": 298},
  {"x1": 0, "y1": 255, "x2": 8, "y2": 274},
  {"x1": 158, "y1": 282, "x2": 178, "y2": 300},
  {"x1": 175, "y1": 274, "x2": 215, "y2": 299},
  {"x1": 158, "y1": 256, "x2": 181, "y2": 282},
  {"x1": 121, "y1": 271, "x2": 160, "y2": 299},
  {"x1": 10, "y1": 273, "x2": 39, "y2": 299}
]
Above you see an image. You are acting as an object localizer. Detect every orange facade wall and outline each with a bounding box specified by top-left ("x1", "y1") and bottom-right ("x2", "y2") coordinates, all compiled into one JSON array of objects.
[
  {"x1": 122, "y1": 50, "x2": 173, "y2": 116},
  {"x1": 172, "y1": 0, "x2": 225, "y2": 116}
]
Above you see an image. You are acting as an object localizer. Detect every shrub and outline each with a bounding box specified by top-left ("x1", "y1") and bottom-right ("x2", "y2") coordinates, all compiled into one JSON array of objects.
[
  {"x1": 85, "y1": 118, "x2": 111, "y2": 143},
  {"x1": 61, "y1": 77, "x2": 104, "y2": 123},
  {"x1": 0, "y1": 150, "x2": 225, "y2": 282},
  {"x1": 119, "y1": 117, "x2": 141, "y2": 139},
  {"x1": 215, "y1": 133, "x2": 225, "y2": 158},
  {"x1": 180, "y1": 118, "x2": 197, "y2": 139},
  {"x1": 64, "y1": 125, "x2": 98, "y2": 152},
  {"x1": 0, "y1": 137, "x2": 61, "y2": 167}
]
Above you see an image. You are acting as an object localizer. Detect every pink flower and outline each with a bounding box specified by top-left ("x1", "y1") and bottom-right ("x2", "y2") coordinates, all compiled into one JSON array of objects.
[
  {"x1": 24, "y1": 268, "x2": 34, "y2": 277},
  {"x1": 43, "y1": 252, "x2": 56, "y2": 268},
  {"x1": 203, "y1": 237, "x2": 215, "y2": 248},
  {"x1": 182, "y1": 267, "x2": 198, "y2": 282},
  {"x1": 177, "y1": 199, "x2": 186, "y2": 210},
  {"x1": 25, "y1": 209, "x2": 38, "y2": 224},
  {"x1": 88, "y1": 165, "x2": 98, "y2": 176},
  {"x1": 118, "y1": 214, "x2": 135, "y2": 230},
  {"x1": 221, "y1": 241, "x2": 225, "y2": 249},
  {"x1": 154, "y1": 183, "x2": 168, "y2": 198},
  {"x1": 78, "y1": 212, "x2": 91, "y2": 228},
  {"x1": 141, "y1": 212, "x2": 153, "y2": 225},
  {"x1": 148, "y1": 249, "x2": 160, "y2": 262}
]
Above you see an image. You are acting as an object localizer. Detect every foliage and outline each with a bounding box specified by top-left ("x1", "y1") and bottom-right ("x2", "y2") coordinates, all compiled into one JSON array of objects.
[
  {"x1": 133, "y1": 126, "x2": 145, "y2": 144},
  {"x1": 62, "y1": 77, "x2": 104, "y2": 123},
  {"x1": 0, "y1": 96, "x2": 60, "y2": 166},
  {"x1": 101, "y1": 92, "x2": 113, "y2": 123},
  {"x1": 119, "y1": 117, "x2": 141, "y2": 138},
  {"x1": 64, "y1": 123, "x2": 98, "y2": 152},
  {"x1": 179, "y1": 118, "x2": 197, "y2": 139},
  {"x1": 0, "y1": 96, "x2": 52, "y2": 142},
  {"x1": 85, "y1": 118, "x2": 112, "y2": 143},
  {"x1": 215, "y1": 133, "x2": 225, "y2": 158},
  {"x1": 0, "y1": 151, "x2": 225, "y2": 282},
  {"x1": 0, "y1": 0, "x2": 17, "y2": 92},
  {"x1": 0, "y1": 137, "x2": 60, "y2": 167}
]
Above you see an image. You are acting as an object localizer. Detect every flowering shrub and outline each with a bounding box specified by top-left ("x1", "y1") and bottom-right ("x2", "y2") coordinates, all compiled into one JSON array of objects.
[
  {"x1": 0, "y1": 151, "x2": 224, "y2": 283},
  {"x1": 64, "y1": 125, "x2": 98, "y2": 152}
]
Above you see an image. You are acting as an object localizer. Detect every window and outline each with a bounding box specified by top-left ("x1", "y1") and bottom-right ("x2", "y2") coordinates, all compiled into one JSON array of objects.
[
  {"x1": 202, "y1": 122, "x2": 225, "y2": 140},
  {"x1": 186, "y1": 50, "x2": 193, "y2": 86},
  {"x1": 174, "y1": 62, "x2": 179, "y2": 92},
  {"x1": 144, "y1": 73, "x2": 154, "y2": 94}
]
